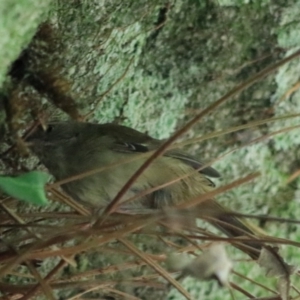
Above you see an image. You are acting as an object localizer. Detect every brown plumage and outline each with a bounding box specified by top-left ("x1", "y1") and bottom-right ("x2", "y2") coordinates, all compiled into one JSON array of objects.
[{"x1": 28, "y1": 121, "x2": 263, "y2": 258}]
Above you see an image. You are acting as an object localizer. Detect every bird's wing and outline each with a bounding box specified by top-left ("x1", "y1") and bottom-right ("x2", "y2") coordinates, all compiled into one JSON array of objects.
[
  {"x1": 107, "y1": 125, "x2": 220, "y2": 178},
  {"x1": 164, "y1": 150, "x2": 220, "y2": 178}
]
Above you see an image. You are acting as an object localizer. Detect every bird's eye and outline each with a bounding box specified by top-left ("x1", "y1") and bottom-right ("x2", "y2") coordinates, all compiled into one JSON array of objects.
[{"x1": 46, "y1": 125, "x2": 54, "y2": 133}]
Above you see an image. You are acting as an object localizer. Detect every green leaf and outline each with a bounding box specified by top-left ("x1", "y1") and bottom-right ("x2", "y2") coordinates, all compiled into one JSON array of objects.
[{"x1": 0, "y1": 171, "x2": 50, "y2": 206}]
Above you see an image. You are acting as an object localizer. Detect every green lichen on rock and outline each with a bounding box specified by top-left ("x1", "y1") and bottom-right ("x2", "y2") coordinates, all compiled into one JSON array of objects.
[{"x1": 0, "y1": 0, "x2": 52, "y2": 86}]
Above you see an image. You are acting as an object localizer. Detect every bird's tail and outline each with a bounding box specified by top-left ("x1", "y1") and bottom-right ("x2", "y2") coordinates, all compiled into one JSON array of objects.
[{"x1": 197, "y1": 199, "x2": 265, "y2": 259}]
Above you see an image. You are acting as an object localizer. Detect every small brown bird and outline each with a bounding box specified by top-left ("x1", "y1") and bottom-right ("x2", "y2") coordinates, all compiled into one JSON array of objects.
[{"x1": 28, "y1": 121, "x2": 262, "y2": 257}]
